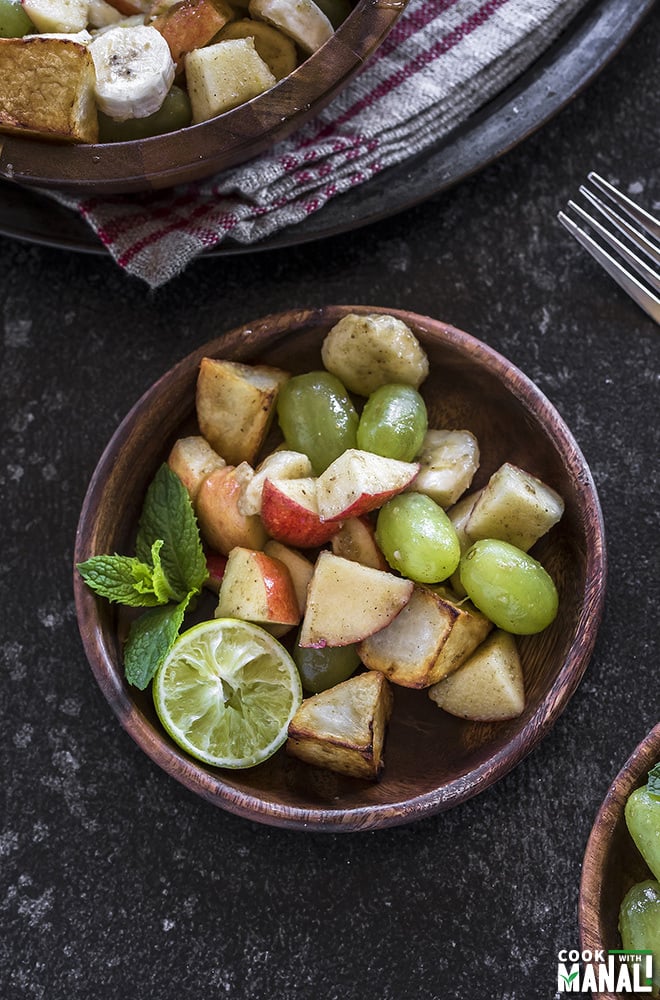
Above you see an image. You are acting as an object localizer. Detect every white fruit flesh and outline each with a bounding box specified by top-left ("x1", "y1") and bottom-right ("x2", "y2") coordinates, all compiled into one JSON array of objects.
[{"x1": 90, "y1": 25, "x2": 175, "y2": 120}]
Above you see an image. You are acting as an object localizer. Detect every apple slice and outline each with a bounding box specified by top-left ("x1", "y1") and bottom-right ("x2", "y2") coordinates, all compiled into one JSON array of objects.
[
  {"x1": 299, "y1": 551, "x2": 413, "y2": 648},
  {"x1": 196, "y1": 465, "x2": 268, "y2": 555},
  {"x1": 263, "y1": 540, "x2": 314, "y2": 614},
  {"x1": 260, "y1": 477, "x2": 341, "y2": 548},
  {"x1": 331, "y1": 516, "x2": 388, "y2": 570},
  {"x1": 316, "y1": 449, "x2": 418, "y2": 521},
  {"x1": 216, "y1": 546, "x2": 300, "y2": 628},
  {"x1": 238, "y1": 449, "x2": 313, "y2": 516},
  {"x1": 203, "y1": 549, "x2": 228, "y2": 593},
  {"x1": 153, "y1": 0, "x2": 233, "y2": 68}
]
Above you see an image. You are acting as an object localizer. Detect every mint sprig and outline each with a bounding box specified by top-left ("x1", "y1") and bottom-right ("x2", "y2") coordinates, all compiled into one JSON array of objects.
[{"x1": 77, "y1": 462, "x2": 209, "y2": 688}]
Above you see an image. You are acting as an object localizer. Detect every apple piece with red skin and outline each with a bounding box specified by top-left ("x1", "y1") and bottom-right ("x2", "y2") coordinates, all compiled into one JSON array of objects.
[
  {"x1": 263, "y1": 540, "x2": 314, "y2": 614},
  {"x1": 331, "y1": 516, "x2": 388, "y2": 570},
  {"x1": 299, "y1": 551, "x2": 414, "y2": 648},
  {"x1": 215, "y1": 546, "x2": 301, "y2": 628},
  {"x1": 153, "y1": 0, "x2": 233, "y2": 68},
  {"x1": 316, "y1": 449, "x2": 419, "y2": 522},
  {"x1": 195, "y1": 465, "x2": 268, "y2": 556},
  {"x1": 237, "y1": 450, "x2": 313, "y2": 516},
  {"x1": 260, "y1": 477, "x2": 341, "y2": 548},
  {"x1": 202, "y1": 549, "x2": 228, "y2": 594}
]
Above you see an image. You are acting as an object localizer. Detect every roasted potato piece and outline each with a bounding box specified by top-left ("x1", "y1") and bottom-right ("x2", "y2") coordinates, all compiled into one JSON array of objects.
[
  {"x1": 321, "y1": 313, "x2": 429, "y2": 396},
  {"x1": 195, "y1": 356, "x2": 289, "y2": 466},
  {"x1": 464, "y1": 462, "x2": 564, "y2": 551},
  {"x1": 167, "y1": 435, "x2": 226, "y2": 500},
  {"x1": 286, "y1": 671, "x2": 393, "y2": 779},
  {"x1": 185, "y1": 36, "x2": 276, "y2": 123},
  {"x1": 0, "y1": 36, "x2": 98, "y2": 143},
  {"x1": 428, "y1": 629, "x2": 525, "y2": 721},
  {"x1": 358, "y1": 584, "x2": 492, "y2": 688},
  {"x1": 410, "y1": 429, "x2": 480, "y2": 508}
]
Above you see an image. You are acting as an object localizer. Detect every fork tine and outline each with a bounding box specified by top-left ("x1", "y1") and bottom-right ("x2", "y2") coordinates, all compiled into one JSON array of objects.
[
  {"x1": 558, "y1": 209, "x2": 660, "y2": 325},
  {"x1": 588, "y1": 172, "x2": 660, "y2": 241},
  {"x1": 567, "y1": 199, "x2": 660, "y2": 294},
  {"x1": 578, "y1": 186, "x2": 660, "y2": 269}
]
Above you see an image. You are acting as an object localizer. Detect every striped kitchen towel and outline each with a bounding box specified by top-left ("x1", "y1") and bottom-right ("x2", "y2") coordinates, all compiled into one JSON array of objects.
[{"x1": 54, "y1": 0, "x2": 587, "y2": 286}]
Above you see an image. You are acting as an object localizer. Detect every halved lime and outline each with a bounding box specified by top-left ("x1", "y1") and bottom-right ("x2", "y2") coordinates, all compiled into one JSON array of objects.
[{"x1": 153, "y1": 618, "x2": 302, "y2": 769}]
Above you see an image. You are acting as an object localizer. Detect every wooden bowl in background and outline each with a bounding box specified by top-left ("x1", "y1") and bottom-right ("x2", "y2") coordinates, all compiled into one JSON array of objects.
[
  {"x1": 579, "y1": 724, "x2": 660, "y2": 998},
  {"x1": 0, "y1": 0, "x2": 407, "y2": 195},
  {"x1": 73, "y1": 305, "x2": 607, "y2": 831}
]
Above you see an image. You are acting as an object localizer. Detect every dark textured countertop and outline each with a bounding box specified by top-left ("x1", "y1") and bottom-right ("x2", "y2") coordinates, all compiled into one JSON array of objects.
[{"x1": 1, "y1": 6, "x2": 659, "y2": 998}]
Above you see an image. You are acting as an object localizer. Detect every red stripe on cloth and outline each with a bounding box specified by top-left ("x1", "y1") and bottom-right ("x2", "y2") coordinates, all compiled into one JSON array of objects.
[
  {"x1": 112, "y1": 130, "x2": 382, "y2": 258},
  {"x1": 297, "y1": 0, "x2": 510, "y2": 146},
  {"x1": 377, "y1": 0, "x2": 462, "y2": 58},
  {"x1": 117, "y1": 202, "x2": 241, "y2": 267},
  {"x1": 78, "y1": 188, "x2": 203, "y2": 245}
]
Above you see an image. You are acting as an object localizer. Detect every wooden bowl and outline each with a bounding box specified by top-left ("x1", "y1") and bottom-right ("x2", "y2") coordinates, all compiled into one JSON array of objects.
[
  {"x1": 0, "y1": 0, "x2": 406, "y2": 195},
  {"x1": 73, "y1": 305, "x2": 606, "y2": 831},
  {"x1": 579, "y1": 724, "x2": 660, "y2": 994}
]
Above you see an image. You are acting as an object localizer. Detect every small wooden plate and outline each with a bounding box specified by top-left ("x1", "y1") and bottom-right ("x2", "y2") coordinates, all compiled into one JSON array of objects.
[
  {"x1": 579, "y1": 723, "x2": 660, "y2": 997},
  {"x1": 73, "y1": 305, "x2": 607, "y2": 831}
]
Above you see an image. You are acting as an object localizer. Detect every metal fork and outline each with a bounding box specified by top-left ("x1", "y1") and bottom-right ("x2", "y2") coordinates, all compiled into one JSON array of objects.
[{"x1": 558, "y1": 172, "x2": 660, "y2": 325}]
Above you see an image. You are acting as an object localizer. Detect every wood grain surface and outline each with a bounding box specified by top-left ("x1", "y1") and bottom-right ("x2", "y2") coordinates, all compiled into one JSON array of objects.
[{"x1": 73, "y1": 305, "x2": 607, "y2": 831}]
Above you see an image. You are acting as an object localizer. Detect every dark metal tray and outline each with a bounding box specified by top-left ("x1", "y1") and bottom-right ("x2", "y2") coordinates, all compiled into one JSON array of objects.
[{"x1": 0, "y1": 0, "x2": 655, "y2": 257}]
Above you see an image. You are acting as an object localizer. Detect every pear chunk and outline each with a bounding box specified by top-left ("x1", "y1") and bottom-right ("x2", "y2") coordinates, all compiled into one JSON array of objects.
[{"x1": 428, "y1": 629, "x2": 525, "y2": 721}]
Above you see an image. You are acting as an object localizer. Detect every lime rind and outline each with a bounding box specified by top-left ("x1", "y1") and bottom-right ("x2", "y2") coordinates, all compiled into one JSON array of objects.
[{"x1": 153, "y1": 618, "x2": 302, "y2": 769}]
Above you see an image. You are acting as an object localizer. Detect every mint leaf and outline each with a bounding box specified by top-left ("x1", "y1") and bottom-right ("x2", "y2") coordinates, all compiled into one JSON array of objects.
[
  {"x1": 77, "y1": 554, "x2": 166, "y2": 607},
  {"x1": 124, "y1": 592, "x2": 193, "y2": 690},
  {"x1": 150, "y1": 539, "x2": 177, "y2": 604},
  {"x1": 136, "y1": 464, "x2": 207, "y2": 600}
]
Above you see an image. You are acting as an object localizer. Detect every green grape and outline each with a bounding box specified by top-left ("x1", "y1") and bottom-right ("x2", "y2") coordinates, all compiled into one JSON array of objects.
[
  {"x1": 375, "y1": 492, "x2": 461, "y2": 583},
  {"x1": 293, "y1": 639, "x2": 360, "y2": 694},
  {"x1": 277, "y1": 371, "x2": 358, "y2": 474},
  {"x1": 459, "y1": 538, "x2": 558, "y2": 634},
  {"x1": 98, "y1": 86, "x2": 192, "y2": 143},
  {"x1": 0, "y1": 0, "x2": 33, "y2": 37},
  {"x1": 357, "y1": 383, "x2": 428, "y2": 462},
  {"x1": 619, "y1": 880, "x2": 660, "y2": 994},
  {"x1": 625, "y1": 763, "x2": 660, "y2": 881}
]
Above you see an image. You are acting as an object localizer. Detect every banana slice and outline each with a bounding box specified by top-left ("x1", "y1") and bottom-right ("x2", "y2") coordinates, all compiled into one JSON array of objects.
[
  {"x1": 90, "y1": 24, "x2": 175, "y2": 120},
  {"x1": 215, "y1": 18, "x2": 297, "y2": 81},
  {"x1": 248, "y1": 0, "x2": 333, "y2": 54}
]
